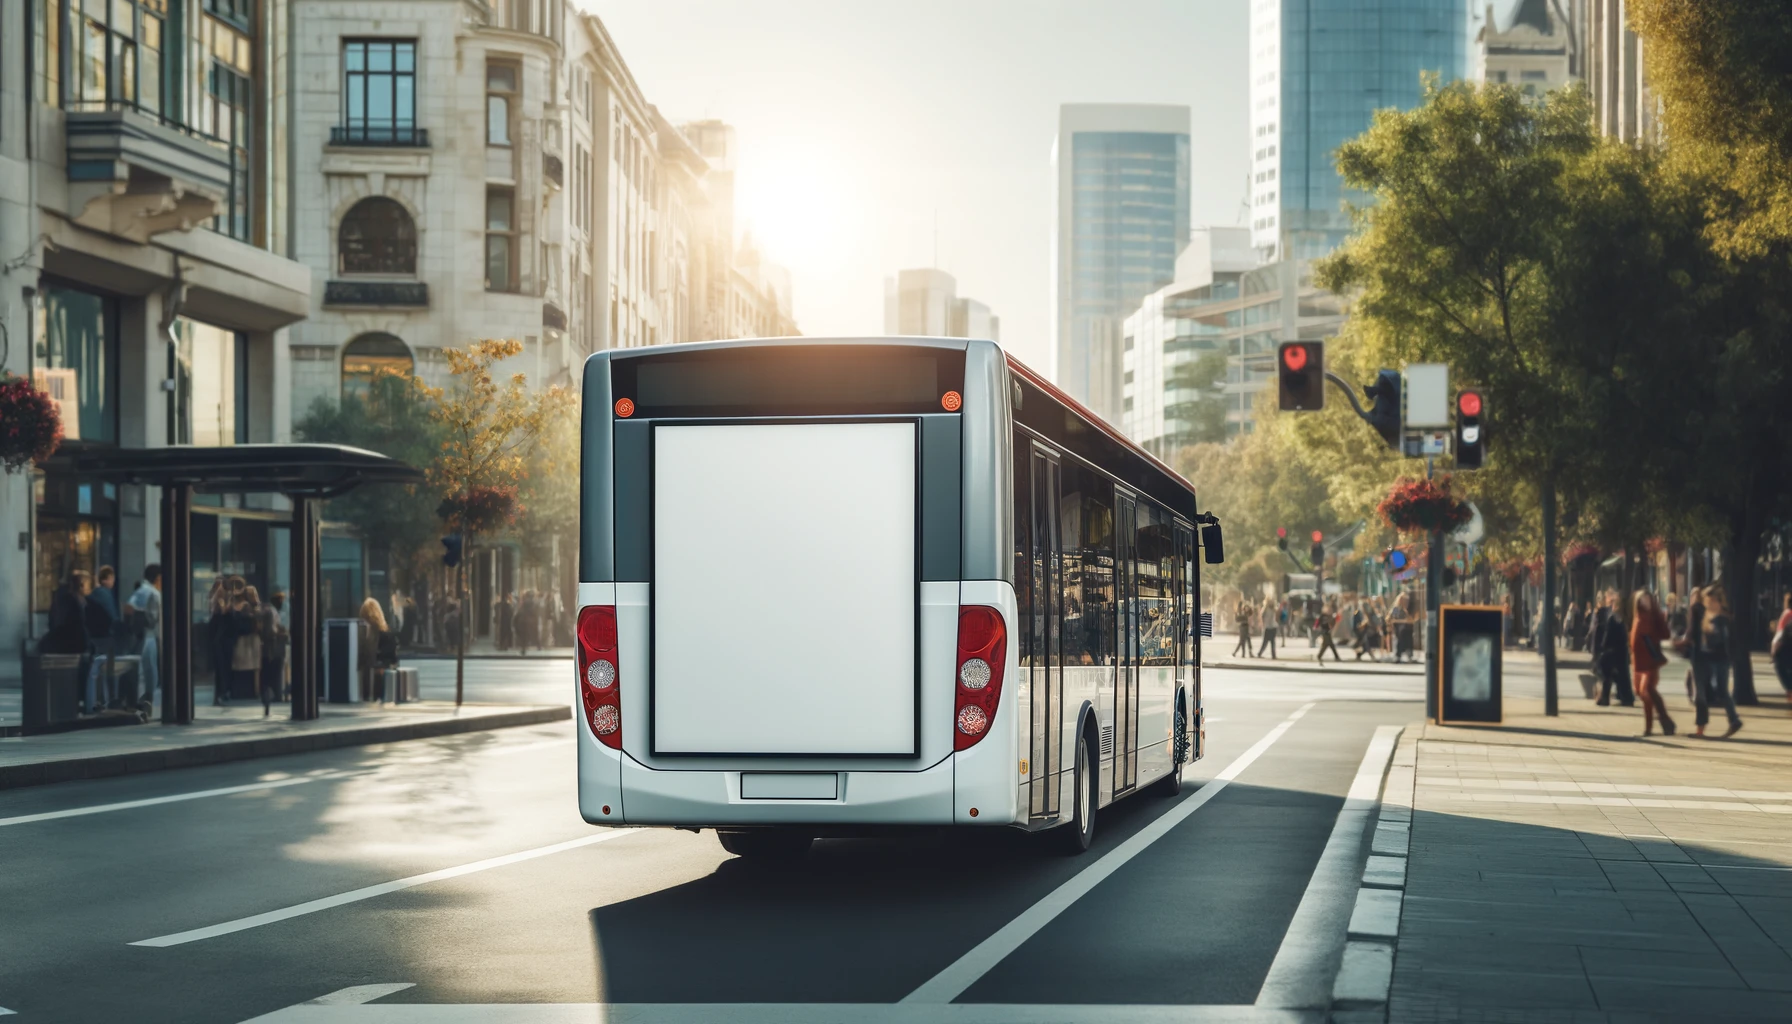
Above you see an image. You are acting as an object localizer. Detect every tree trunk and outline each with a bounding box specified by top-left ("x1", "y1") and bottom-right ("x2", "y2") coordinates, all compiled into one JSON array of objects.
[{"x1": 1542, "y1": 471, "x2": 1558, "y2": 716}]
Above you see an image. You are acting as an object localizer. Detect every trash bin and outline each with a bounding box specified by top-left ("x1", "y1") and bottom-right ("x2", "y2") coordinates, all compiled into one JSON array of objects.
[
  {"x1": 322, "y1": 618, "x2": 360, "y2": 703},
  {"x1": 389, "y1": 666, "x2": 420, "y2": 703},
  {"x1": 21, "y1": 651, "x2": 84, "y2": 729}
]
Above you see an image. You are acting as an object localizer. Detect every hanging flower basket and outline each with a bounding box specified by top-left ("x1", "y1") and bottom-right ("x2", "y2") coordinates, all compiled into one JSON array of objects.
[
  {"x1": 437, "y1": 485, "x2": 523, "y2": 535},
  {"x1": 0, "y1": 373, "x2": 64, "y2": 473},
  {"x1": 1377, "y1": 476, "x2": 1471, "y2": 535},
  {"x1": 1562, "y1": 542, "x2": 1601, "y2": 568}
]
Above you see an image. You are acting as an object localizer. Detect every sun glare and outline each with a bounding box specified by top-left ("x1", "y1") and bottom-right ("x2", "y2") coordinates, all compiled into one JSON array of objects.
[{"x1": 733, "y1": 146, "x2": 857, "y2": 272}]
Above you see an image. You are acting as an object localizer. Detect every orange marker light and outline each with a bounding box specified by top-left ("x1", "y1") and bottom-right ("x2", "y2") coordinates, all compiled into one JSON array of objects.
[
  {"x1": 614, "y1": 398, "x2": 635, "y2": 418},
  {"x1": 942, "y1": 391, "x2": 963, "y2": 412}
]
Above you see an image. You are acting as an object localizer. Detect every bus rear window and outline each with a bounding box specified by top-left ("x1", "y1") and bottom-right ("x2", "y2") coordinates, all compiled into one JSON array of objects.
[{"x1": 612, "y1": 344, "x2": 965, "y2": 418}]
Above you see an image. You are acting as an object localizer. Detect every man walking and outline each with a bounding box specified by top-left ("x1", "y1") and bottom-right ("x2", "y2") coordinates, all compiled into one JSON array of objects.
[
  {"x1": 84, "y1": 566, "x2": 123, "y2": 712},
  {"x1": 126, "y1": 565, "x2": 163, "y2": 708}
]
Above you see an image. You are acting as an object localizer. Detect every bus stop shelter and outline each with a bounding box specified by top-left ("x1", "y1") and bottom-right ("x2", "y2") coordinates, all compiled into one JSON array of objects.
[{"x1": 50, "y1": 444, "x2": 425, "y2": 724}]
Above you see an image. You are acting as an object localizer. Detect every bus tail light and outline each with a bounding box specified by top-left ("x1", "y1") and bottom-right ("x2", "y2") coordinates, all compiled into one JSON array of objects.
[
  {"x1": 954, "y1": 606, "x2": 1006, "y2": 751},
  {"x1": 577, "y1": 606, "x2": 621, "y2": 749}
]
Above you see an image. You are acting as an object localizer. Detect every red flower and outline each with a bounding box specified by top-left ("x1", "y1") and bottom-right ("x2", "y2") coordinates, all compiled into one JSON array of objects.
[
  {"x1": 1377, "y1": 476, "x2": 1472, "y2": 535},
  {"x1": 0, "y1": 374, "x2": 64, "y2": 472}
]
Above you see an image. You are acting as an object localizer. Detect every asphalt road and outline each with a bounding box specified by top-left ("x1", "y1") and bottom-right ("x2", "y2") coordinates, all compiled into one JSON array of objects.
[{"x1": 0, "y1": 662, "x2": 1423, "y2": 1023}]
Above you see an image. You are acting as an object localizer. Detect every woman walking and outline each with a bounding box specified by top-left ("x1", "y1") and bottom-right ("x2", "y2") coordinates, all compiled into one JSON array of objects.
[
  {"x1": 1629, "y1": 591, "x2": 1675, "y2": 736},
  {"x1": 1315, "y1": 601, "x2": 1342, "y2": 664},
  {"x1": 258, "y1": 590, "x2": 288, "y2": 717},
  {"x1": 1771, "y1": 592, "x2": 1792, "y2": 701},
  {"x1": 358, "y1": 597, "x2": 390, "y2": 702},
  {"x1": 1694, "y1": 587, "x2": 1743, "y2": 738},
  {"x1": 1232, "y1": 599, "x2": 1254, "y2": 659}
]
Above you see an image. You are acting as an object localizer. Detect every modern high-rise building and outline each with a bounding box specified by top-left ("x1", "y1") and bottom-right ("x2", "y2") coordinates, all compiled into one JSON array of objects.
[
  {"x1": 883, "y1": 269, "x2": 999, "y2": 341},
  {"x1": 1249, "y1": 0, "x2": 1472, "y2": 260},
  {"x1": 1052, "y1": 104, "x2": 1190, "y2": 423}
]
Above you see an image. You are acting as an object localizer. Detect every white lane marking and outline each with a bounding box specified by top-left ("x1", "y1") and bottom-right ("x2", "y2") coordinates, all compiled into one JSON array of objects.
[
  {"x1": 900, "y1": 702, "x2": 1318, "y2": 1005},
  {"x1": 133, "y1": 829, "x2": 642, "y2": 947},
  {"x1": 308, "y1": 984, "x2": 417, "y2": 1005},
  {"x1": 1421, "y1": 791, "x2": 1792, "y2": 813},
  {"x1": 0, "y1": 773, "x2": 348, "y2": 828},
  {"x1": 0, "y1": 1006, "x2": 14, "y2": 1016},
  {"x1": 1255, "y1": 724, "x2": 1402, "y2": 1009},
  {"x1": 237, "y1": 1000, "x2": 1322, "y2": 1023}
]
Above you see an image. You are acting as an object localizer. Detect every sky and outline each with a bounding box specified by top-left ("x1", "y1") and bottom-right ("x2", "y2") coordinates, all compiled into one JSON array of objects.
[{"x1": 591, "y1": 0, "x2": 1251, "y2": 376}]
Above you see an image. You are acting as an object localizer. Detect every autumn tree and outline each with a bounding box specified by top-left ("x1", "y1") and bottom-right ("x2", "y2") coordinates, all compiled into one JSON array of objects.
[{"x1": 424, "y1": 339, "x2": 572, "y2": 704}]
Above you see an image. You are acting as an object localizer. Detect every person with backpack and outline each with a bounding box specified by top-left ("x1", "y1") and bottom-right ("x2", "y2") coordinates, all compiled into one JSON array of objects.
[{"x1": 1629, "y1": 591, "x2": 1675, "y2": 736}]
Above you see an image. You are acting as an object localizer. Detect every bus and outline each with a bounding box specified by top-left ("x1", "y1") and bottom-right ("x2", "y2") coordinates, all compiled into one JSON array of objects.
[{"x1": 574, "y1": 337, "x2": 1223, "y2": 858}]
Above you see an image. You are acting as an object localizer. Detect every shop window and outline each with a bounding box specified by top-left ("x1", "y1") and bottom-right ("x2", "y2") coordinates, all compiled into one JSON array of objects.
[
  {"x1": 338, "y1": 197, "x2": 417, "y2": 275},
  {"x1": 341, "y1": 333, "x2": 414, "y2": 401},
  {"x1": 34, "y1": 284, "x2": 118, "y2": 444}
]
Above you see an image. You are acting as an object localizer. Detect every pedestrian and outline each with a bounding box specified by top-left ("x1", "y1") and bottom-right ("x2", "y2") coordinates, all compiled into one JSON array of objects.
[
  {"x1": 358, "y1": 597, "x2": 389, "y2": 701},
  {"x1": 1693, "y1": 587, "x2": 1743, "y2": 738},
  {"x1": 1232, "y1": 599, "x2": 1254, "y2": 659},
  {"x1": 443, "y1": 599, "x2": 462, "y2": 650},
  {"x1": 1256, "y1": 600, "x2": 1280, "y2": 659},
  {"x1": 516, "y1": 589, "x2": 539, "y2": 656},
  {"x1": 83, "y1": 565, "x2": 123, "y2": 713},
  {"x1": 257, "y1": 588, "x2": 288, "y2": 716},
  {"x1": 1315, "y1": 601, "x2": 1342, "y2": 664},
  {"x1": 388, "y1": 592, "x2": 406, "y2": 650},
  {"x1": 1590, "y1": 590, "x2": 1632, "y2": 706},
  {"x1": 1772, "y1": 592, "x2": 1792, "y2": 701},
  {"x1": 45, "y1": 569, "x2": 92, "y2": 656},
  {"x1": 1629, "y1": 591, "x2": 1676, "y2": 736},
  {"x1": 1665, "y1": 592, "x2": 1688, "y2": 643},
  {"x1": 126, "y1": 565, "x2": 163, "y2": 709},
  {"x1": 496, "y1": 592, "x2": 515, "y2": 652},
  {"x1": 269, "y1": 589, "x2": 290, "y2": 699},
  {"x1": 206, "y1": 578, "x2": 237, "y2": 705},
  {"x1": 1391, "y1": 594, "x2": 1416, "y2": 663},
  {"x1": 230, "y1": 586, "x2": 263, "y2": 709}
]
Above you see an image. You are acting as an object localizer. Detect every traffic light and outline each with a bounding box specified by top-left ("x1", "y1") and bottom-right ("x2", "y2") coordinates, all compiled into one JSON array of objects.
[
  {"x1": 1455, "y1": 390, "x2": 1485, "y2": 469},
  {"x1": 1364, "y1": 369, "x2": 1402, "y2": 449},
  {"x1": 1277, "y1": 341, "x2": 1325, "y2": 411},
  {"x1": 441, "y1": 535, "x2": 463, "y2": 568},
  {"x1": 1276, "y1": 526, "x2": 1288, "y2": 551},
  {"x1": 1310, "y1": 531, "x2": 1325, "y2": 570}
]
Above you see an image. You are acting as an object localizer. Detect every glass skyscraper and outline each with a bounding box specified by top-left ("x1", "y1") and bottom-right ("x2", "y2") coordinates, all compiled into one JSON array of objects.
[
  {"x1": 1250, "y1": 0, "x2": 1470, "y2": 258},
  {"x1": 1053, "y1": 105, "x2": 1190, "y2": 423}
]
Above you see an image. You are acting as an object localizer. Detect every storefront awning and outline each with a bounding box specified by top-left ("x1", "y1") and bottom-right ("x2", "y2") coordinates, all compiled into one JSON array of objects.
[{"x1": 46, "y1": 443, "x2": 425, "y2": 496}]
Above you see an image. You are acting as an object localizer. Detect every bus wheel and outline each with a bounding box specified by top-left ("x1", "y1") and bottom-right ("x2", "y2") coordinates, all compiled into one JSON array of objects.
[
  {"x1": 717, "y1": 828, "x2": 813, "y2": 861},
  {"x1": 1153, "y1": 692, "x2": 1188, "y2": 798},
  {"x1": 1054, "y1": 733, "x2": 1097, "y2": 855}
]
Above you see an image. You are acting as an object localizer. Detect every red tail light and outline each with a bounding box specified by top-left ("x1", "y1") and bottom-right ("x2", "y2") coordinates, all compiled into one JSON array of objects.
[
  {"x1": 577, "y1": 606, "x2": 621, "y2": 749},
  {"x1": 954, "y1": 606, "x2": 1006, "y2": 751}
]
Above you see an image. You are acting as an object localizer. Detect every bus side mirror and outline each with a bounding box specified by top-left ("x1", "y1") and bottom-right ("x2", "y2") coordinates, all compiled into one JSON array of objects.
[{"x1": 1201, "y1": 522, "x2": 1225, "y2": 564}]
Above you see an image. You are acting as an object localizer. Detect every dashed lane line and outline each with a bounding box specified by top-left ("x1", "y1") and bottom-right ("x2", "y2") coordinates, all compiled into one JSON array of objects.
[
  {"x1": 899, "y1": 702, "x2": 1318, "y2": 1005},
  {"x1": 132, "y1": 829, "x2": 641, "y2": 947}
]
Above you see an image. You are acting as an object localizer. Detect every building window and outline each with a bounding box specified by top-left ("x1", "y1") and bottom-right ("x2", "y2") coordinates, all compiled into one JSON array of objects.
[
  {"x1": 199, "y1": 0, "x2": 255, "y2": 241},
  {"x1": 341, "y1": 333, "x2": 414, "y2": 401},
  {"x1": 485, "y1": 187, "x2": 517, "y2": 291},
  {"x1": 338, "y1": 197, "x2": 417, "y2": 275},
  {"x1": 34, "y1": 284, "x2": 119, "y2": 445},
  {"x1": 64, "y1": 0, "x2": 167, "y2": 113},
  {"x1": 167, "y1": 317, "x2": 244, "y2": 447},
  {"x1": 342, "y1": 40, "x2": 417, "y2": 144},
  {"x1": 486, "y1": 59, "x2": 517, "y2": 146}
]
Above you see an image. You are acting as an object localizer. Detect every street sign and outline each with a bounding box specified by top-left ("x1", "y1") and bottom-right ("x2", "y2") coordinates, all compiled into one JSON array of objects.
[
  {"x1": 1403, "y1": 363, "x2": 1451, "y2": 429},
  {"x1": 1402, "y1": 430, "x2": 1450, "y2": 457}
]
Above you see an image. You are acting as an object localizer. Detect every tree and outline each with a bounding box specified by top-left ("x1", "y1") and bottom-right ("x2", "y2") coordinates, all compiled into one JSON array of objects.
[
  {"x1": 1629, "y1": 0, "x2": 1792, "y2": 699},
  {"x1": 514, "y1": 393, "x2": 581, "y2": 627},
  {"x1": 423, "y1": 339, "x2": 572, "y2": 704},
  {"x1": 1315, "y1": 80, "x2": 1709, "y2": 712},
  {"x1": 293, "y1": 370, "x2": 446, "y2": 587},
  {"x1": 1164, "y1": 349, "x2": 1230, "y2": 448}
]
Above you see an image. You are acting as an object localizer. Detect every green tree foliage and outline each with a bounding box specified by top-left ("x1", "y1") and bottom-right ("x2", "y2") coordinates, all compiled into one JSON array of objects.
[
  {"x1": 293, "y1": 371, "x2": 446, "y2": 581},
  {"x1": 515, "y1": 394, "x2": 580, "y2": 577},
  {"x1": 1165, "y1": 349, "x2": 1230, "y2": 447}
]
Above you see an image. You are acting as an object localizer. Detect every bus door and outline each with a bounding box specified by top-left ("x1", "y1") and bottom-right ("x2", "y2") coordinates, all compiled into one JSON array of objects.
[
  {"x1": 1028, "y1": 446, "x2": 1063, "y2": 820},
  {"x1": 1116, "y1": 490, "x2": 1139, "y2": 794},
  {"x1": 1175, "y1": 521, "x2": 1195, "y2": 753}
]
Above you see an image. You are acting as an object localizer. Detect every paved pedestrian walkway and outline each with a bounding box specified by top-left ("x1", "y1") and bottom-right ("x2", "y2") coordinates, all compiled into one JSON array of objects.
[
  {"x1": 0, "y1": 699, "x2": 569, "y2": 789},
  {"x1": 1384, "y1": 688, "x2": 1792, "y2": 1023}
]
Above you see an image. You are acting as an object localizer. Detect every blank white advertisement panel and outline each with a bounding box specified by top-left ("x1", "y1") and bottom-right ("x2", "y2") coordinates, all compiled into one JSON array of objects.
[{"x1": 653, "y1": 422, "x2": 918, "y2": 756}]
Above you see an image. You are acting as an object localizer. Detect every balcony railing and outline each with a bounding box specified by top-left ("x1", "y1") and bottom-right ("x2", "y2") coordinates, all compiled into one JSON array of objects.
[{"x1": 330, "y1": 125, "x2": 431, "y2": 148}]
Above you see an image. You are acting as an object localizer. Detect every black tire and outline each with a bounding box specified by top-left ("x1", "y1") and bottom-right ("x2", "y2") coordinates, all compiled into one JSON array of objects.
[
  {"x1": 1152, "y1": 691, "x2": 1188, "y2": 798},
  {"x1": 716, "y1": 828, "x2": 813, "y2": 861},
  {"x1": 1053, "y1": 732, "x2": 1097, "y2": 855}
]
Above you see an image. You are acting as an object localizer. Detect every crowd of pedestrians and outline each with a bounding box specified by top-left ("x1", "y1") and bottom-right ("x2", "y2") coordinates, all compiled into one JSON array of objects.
[
  {"x1": 43, "y1": 564, "x2": 164, "y2": 715},
  {"x1": 1227, "y1": 592, "x2": 1419, "y2": 665}
]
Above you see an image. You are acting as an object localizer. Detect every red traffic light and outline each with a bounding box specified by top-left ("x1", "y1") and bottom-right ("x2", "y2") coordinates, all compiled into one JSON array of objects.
[
  {"x1": 1458, "y1": 391, "x2": 1482, "y2": 417},
  {"x1": 1276, "y1": 526, "x2": 1287, "y2": 539},
  {"x1": 1282, "y1": 344, "x2": 1309, "y2": 372},
  {"x1": 1311, "y1": 530, "x2": 1324, "y2": 543}
]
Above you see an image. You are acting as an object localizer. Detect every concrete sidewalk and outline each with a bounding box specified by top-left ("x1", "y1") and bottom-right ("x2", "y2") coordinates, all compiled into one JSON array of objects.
[
  {"x1": 0, "y1": 699, "x2": 570, "y2": 790},
  {"x1": 1378, "y1": 689, "x2": 1792, "y2": 1023}
]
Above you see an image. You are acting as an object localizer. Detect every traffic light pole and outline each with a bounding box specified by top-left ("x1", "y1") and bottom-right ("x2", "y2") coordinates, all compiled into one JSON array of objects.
[{"x1": 1324, "y1": 371, "x2": 1377, "y2": 425}]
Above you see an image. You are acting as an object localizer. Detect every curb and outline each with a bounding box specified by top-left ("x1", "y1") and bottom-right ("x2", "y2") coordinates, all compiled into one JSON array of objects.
[
  {"x1": 1330, "y1": 724, "x2": 1419, "y2": 1022},
  {"x1": 0, "y1": 705, "x2": 570, "y2": 790},
  {"x1": 1202, "y1": 658, "x2": 1424, "y2": 678}
]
